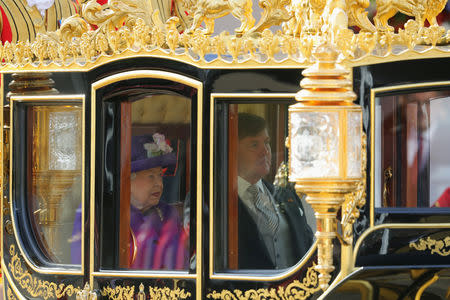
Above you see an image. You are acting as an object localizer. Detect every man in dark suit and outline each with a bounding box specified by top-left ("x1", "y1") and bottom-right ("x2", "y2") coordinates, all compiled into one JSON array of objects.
[{"x1": 237, "y1": 113, "x2": 313, "y2": 269}]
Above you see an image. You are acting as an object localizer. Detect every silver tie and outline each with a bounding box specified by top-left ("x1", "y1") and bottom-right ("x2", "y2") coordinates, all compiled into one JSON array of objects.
[{"x1": 247, "y1": 184, "x2": 279, "y2": 235}]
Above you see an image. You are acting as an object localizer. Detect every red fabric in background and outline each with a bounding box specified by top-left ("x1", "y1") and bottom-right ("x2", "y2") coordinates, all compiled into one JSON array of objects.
[
  {"x1": 434, "y1": 187, "x2": 450, "y2": 207},
  {"x1": 0, "y1": 6, "x2": 12, "y2": 43}
]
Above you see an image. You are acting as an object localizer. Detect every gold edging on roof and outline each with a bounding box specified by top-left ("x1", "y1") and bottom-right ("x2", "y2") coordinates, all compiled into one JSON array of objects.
[{"x1": 0, "y1": 0, "x2": 449, "y2": 70}]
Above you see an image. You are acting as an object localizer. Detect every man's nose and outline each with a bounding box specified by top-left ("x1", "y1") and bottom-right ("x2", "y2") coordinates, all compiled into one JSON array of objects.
[{"x1": 260, "y1": 144, "x2": 270, "y2": 155}]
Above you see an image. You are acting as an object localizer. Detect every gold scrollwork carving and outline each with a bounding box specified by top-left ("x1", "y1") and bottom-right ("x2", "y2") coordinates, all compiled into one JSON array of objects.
[
  {"x1": 101, "y1": 285, "x2": 135, "y2": 300},
  {"x1": 100, "y1": 283, "x2": 191, "y2": 300},
  {"x1": 410, "y1": 236, "x2": 450, "y2": 256},
  {"x1": 206, "y1": 264, "x2": 321, "y2": 299},
  {"x1": 0, "y1": 0, "x2": 449, "y2": 67},
  {"x1": 7, "y1": 286, "x2": 18, "y2": 300},
  {"x1": 148, "y1": 286, "x2": 192, "y2": 299},
  {"x1": 8, "y1": 245, "x2": 80, "y2": 299}
]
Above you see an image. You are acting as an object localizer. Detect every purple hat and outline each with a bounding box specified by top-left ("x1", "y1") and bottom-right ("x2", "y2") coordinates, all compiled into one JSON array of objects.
[{"x1": 131, "y1": 134, "x2": 177, "y2": 173}]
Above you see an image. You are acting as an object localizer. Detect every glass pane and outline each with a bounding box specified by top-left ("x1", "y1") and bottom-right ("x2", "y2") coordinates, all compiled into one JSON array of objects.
[
  {"x1": 214, "y1": 101, "x2": 315, "y2": 272},
  {"x1": 28, "y1": 105, "x2": 82, "y2": 264},
  {"x1": 347, "y1": 111, "x2": 362, "y2": 178},
  {"x1": 290, "y1": 111, "x2": 340, "y2": 178},
  {"x1": 126, "y1": 95, "x2": 191, "y2": 270},
  {"x1": 375, "y1": 90, "x2": 450, "y2": 208}
]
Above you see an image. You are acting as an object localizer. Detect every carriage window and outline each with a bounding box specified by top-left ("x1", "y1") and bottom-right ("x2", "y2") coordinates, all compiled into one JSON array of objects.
[
  {"x1": 94, "y1": 83, "x2": 193, "y2": 271},
  {"x1": 214, "y1": 100, "x2": 315, "y2": 272},
  {"x1": 125, "y1": 96, "x2": 190, "y2": 270},
  {"x1": 14, "y1": 103, "x2": 83, "y2": 265},
  {"x1": 375, "y1": 90, "x2": 450, "y2": 208}
]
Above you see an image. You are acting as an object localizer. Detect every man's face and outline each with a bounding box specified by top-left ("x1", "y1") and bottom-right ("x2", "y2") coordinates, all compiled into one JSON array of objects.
[
  {"x1": 130, "y1": 167, "x2": 163, "y2": 212},
  {"x1": 238, "y1": 129, "x2": 272, "y2": 184}
]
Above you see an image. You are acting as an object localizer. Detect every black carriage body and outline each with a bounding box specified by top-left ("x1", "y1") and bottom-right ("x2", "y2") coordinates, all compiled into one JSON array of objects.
[{"x1": 2, "y1": 56, "x2": 450, "y2": 300}]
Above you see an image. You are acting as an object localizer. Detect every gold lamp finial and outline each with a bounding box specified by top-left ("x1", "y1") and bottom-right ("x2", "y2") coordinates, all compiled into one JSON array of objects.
[{"x1": 289, "y1": 43, "x2": 364, "y2": 291}]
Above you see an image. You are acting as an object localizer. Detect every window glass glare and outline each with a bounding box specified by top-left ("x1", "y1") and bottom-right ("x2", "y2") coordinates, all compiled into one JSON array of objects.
[
  {"x1": 29, "y1": 105, "x2": 82, "y2": 265},
  {"x1": 214, "y1": 102, "x2": 315, "y2": 272},
  {"x1": 375, "y1": 90, "x2": 450, "y2": 208},
  {"x1": 126, "y1": 95, "x2": 191, "y2": 270}
]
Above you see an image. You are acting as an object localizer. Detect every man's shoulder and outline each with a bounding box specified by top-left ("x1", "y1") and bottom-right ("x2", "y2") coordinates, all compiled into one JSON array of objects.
[{"x1": 263, "y1": 180, "x2": 301, "y2": 201}]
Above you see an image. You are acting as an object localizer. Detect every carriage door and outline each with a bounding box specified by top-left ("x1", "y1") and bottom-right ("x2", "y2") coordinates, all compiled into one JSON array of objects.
[
  {"x1": 89, "y1": 70, "x2": 202, "y2": 299},
  {"x1": 2, "y1": 72, "x2": 86, "y2": 299}
]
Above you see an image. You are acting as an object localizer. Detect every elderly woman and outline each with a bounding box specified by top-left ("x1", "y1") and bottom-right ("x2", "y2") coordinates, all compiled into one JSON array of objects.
[
  {"x1": 128, "y1": 134, "x2": 187, "y2": 270},
  {"x1": 71, "y1": 133, "x2": 187, "y2": 270}
]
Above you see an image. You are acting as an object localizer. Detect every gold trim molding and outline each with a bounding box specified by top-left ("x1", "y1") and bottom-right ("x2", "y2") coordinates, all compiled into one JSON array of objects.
[
  {"x1": 0, "y1": 0, "x2": 449, "y2": 70},
  {"x1": 7, "y1": 287, "x2": 18, "y2": 300},
  {"x1": 101, "y1": 285, "x2": 135, "y2": 300},
  {"x1": 410, "y1": 236, "x2": 450, "y2": 256},
  {"x1": 7, "y1": 245, "x2": 81, "y2": 299},
  {"x1": 206, "y1": 264, "x2": 321, "y2": 300},
  {"x1": 100, "y1": 283, "x2": 191, "y2": 300},
  {"x1": 148, "y1": 286, "x2": 192, "y2": 299}
]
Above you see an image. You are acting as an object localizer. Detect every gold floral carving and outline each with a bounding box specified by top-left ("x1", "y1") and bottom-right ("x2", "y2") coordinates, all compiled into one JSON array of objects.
[
  {"x1": 0, "y1": 0, "x2": 449, "y2": 68},
  {"x1": 206, "y1": 264, "x2": 321, "y2": 299},
  {"x1": 101, "y1": 285, "x2": 135, "y2": 300},
  {"x1": 7, "y1": 245, "x2": 80, "y2": 299},
  {"x1": 148, "y1": 286, "x2": 192, "y2": 299},
  {"x1": 7, "y1": 286, "x2": 18, "y2": 300},
  {"x1": 100, "y1": 284, "x2": 191, "y2": 300},
  {"x1": 410, "y1": 236, "x2": 450, "y2": 256}
]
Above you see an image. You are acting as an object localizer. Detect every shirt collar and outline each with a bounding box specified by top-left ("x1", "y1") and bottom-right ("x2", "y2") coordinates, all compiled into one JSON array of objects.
[{"x1": 238, "y1": 176, "x2": 265, "y2": 199}]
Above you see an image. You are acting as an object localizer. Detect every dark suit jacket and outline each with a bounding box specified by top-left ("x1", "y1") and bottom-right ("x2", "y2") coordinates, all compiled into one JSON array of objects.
[{"x1": 238, "y1": 181, "x2": 313, "y2": 269}]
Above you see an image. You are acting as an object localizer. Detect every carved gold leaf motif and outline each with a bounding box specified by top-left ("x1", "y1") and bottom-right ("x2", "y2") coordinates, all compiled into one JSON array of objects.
[
  {"x1": 101, "y1": 285, "x2": 135, "y2": 300},
  {"x1": 0, "y1": 0, "x2": 449, "y2": 68},
  {"x1": 206, "y1": 264, "x2": 321, "y2": 299},
  {"x1": 7, "y1": 286, "x2": 18, "y2": 300},
  {"x1": 7, "y1": 245, "x2": 80, "y2": 299},
  {"x1": 100, "y1": 284, "x2": 191, "y2": 300},
  {"x1": 148, "y1": 286, "x2": 192, "y2": 299},
  {"x1": 410, "y1": 236, "x2": 450, "y2": 256}
]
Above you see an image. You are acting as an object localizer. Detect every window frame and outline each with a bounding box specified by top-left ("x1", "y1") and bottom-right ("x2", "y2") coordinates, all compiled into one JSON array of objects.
[
  {"x1": 89, "y1": 70, "x2": 203, "y2": 287},
  {"x1": 10, "y1": 94, "x2": 86, "y2": 275},
  {"x1": 209, "y1": 93, "x2": 317, "y2": 281},
  {"x1": 370, "y1": 82, "x2": 450, "y2": 226}
]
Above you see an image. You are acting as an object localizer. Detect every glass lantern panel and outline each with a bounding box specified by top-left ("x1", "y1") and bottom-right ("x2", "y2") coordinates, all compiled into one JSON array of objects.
[
  {"x1": 346, "y1": 110, "x2": 362, "y2": 178},
  {"x1": 290, "y1": 111, "x2": 340, "y2": 178}
]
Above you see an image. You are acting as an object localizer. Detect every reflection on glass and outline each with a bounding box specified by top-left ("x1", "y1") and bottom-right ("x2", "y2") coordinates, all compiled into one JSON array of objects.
[
  {"x1": 29, "y1": 105, "x2": 82, "y2": 264},
  {"x1": 126, "y1": 95, "x2": 190, "y2": 270},
  {"x1": 375, "y1": 90, "x2": 450, "y2": 208},
  {"x1": 214, "y1": 102, "x2": 315, "y2": 272},
  {"x1": 347, "y1": 111, "x2": 362, "y2": 178},
  {"x1": 290, "y1": 111, "x2": 339, "y2": 178}
]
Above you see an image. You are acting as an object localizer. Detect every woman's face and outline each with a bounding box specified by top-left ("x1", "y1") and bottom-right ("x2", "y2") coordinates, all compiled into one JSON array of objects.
[{"x1": 130, "y1": 167, "x2": 163, "y2": 212}]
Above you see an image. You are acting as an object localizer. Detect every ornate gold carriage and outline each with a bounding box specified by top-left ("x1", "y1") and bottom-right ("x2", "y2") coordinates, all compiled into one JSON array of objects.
[{"x1": 1, "y1": 0, "x2": 450, "y2": 299}]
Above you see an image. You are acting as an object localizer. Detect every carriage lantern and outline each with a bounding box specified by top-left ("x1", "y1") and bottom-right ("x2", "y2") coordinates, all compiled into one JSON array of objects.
[{"x1": 288, "y1": 43, "x2": 363, "y2": 290}]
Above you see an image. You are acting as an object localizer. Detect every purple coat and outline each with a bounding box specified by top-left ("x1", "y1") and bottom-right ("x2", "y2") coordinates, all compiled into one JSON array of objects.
[
  {"x1": 130, "y1": 202, "x2": 188, "y2": 270},
  {"x1": 71, "y1": 202, "x2": 188, "y2": 270}
]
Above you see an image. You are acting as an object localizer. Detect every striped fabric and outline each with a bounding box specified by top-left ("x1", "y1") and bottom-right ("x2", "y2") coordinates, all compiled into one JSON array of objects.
[{"x1": 247, "y1": 184, "x2": 279, "y2": 236}]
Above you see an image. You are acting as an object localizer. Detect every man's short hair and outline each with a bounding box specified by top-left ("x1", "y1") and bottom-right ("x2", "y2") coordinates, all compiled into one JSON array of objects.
[{"x1": 238, "y1": 113, "x2": 267, "y2": 140}]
